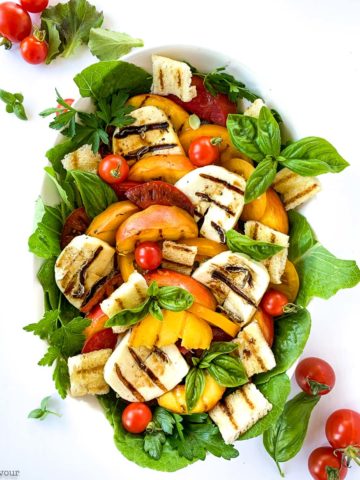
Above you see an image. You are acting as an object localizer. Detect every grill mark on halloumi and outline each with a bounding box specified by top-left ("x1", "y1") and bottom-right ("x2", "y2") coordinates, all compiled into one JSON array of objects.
[
  {"x1": 153, "y1": 347, "x2": 170, "y2": 363},
  {"x1": 78, "y1": 246, "x2": 103, "y2": 296},
  {"x1": 159, "y1": 68, "x2": 165, "y2": 90},
  {"x1": 64, "y1": 246, "x2": 103, "y2": 298},
  {"x1": 220, "y1": 398, "x2": 238, "y2": 430},
  {"x1": 196, "y1": 192, "x2": 235, "y2": 215},
  {"x1": 199, "y1": 173, "x2": 244, "y2": 195},
  {"x1": 284, "y1": 183, "x2": 320, "y2": 208},
  {"x1": 124, "y1": 143, "x2": 178, "y2": 161},
  {"x1": 211, "y1": 221, "x2": 226, "y2": 243},
  {"x1": 241, "y1": 386, "x2": 255, "y2": 410},
  {"x1": 253, "y1": 221, "x2": 259, "y2": 240},
  {"x1": 114, "y1": 122, "x2": 169, "y2": 139},
  {"x1": 128, "y1": 348, "x2": 167, "y2": 391},
  {"x1": 115, "y1": 363, "x2": 145, "y2": 402},
  {"x1": 212, "y1": 270, "x2": 257, "y2": 307},
  {"x1": 241, "y1": 331, "x2": 266, "y2": 371}
]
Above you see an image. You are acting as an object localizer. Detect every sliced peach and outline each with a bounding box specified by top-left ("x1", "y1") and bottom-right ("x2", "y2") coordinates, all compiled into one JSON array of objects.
[
  {"x1": 254, "y1": 307, "x2": 274, "y2": 346},
  {"x1": 129, "y1": 314, "x2": 162, "y2": 348},
  {"x1": 117, "y1": 253, "x2": 135, "y2": 282},
  {"x1": 157, "y1": 374, "x2": 225, "y2": 414},
  {"x1": 222, "y1": 158, "x2": 267, "y2": 221},
  {"x1": 179, "y1": 125, "x2": 250, "y2": 163},
  {"x1": 128, "y1": 155, "x2": 195, "y2": 184},
  {"x1": 145, "y1": 269, "x2": 217, "y2": 310},
  {"x1": 181, "y1": 237, "x2": 228, "y2": 257},
  {"x1": 188, "y1": 303, "x2": 240, "y2": 337},
  {"x1": 127, "y1": 94, "x2": 191, "y2": 134},
  {"x1": 258, "y1": 188, "x2": 289, "y2": 234},
  {"x1": 87, "y1": 201, "x2": 139, "y2": 246},
  {"x1": 270, "y1": 260, "x2": 299, "y2": 302},
  {"x1": 116, "y1": 205, "x2": 198, "y2": 254},
  {"x1": 156, "y1": 311, "x2": 187, "y2": 347},
  {"x1": 181, "y1": 312, "x2": 213, "y2": 349}
]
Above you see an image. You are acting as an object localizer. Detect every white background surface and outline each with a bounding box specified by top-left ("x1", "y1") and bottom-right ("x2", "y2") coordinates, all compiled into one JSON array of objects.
[{"x1": 0, "y1": 0, "x2": 360, "y2": 479}]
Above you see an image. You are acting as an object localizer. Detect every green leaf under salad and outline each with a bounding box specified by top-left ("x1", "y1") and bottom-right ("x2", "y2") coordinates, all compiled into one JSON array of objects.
[
  {"x1": 226, "y1": 229, "x2": 284, "y2": 261},
  {"x1": 28, "y1": 201, "x2": 63, "y2": 259},
  {"x1": 88, "y1": 28, "x2": 144, "y2": 61}
]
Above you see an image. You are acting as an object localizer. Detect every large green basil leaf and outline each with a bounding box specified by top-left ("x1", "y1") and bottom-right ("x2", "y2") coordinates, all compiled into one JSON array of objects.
[
  {"x1": 289, "y1": 211, "x2": 360, "y2": 306},
  {"x1": 238, "y1": 374, "x2": 291, "y2": 440},
  {"x1": 244, "y1": 156, "x2": 278, "y2": 204},
  {"x1": 185, "y1": 368, "x2": 206, "y2": 412},
  {"x1": 226, "y1": 229, "x2": 284, "y2": 261},
  {"x1": 257, "y1": 106, "x2": 281, "y2": 157},
  {"x1": 198, "y1": 342, "x2": 238, "y2": 366},
  {"x1": 280, "y1": 137, "x2": 349, "y2": 175},
  {"x1": 207, "y1": 355, "x2": 248, "y2": 387},
  {"x1": 263, "y1": 392, "x2": 320, "y2": 468},
  {"x1": 255, "y1": 308, "x2": 311, "y2": 384},
  {"x1": 226, "y1": 114, "x2": 264, "y2": 162},
  {"x1": 157, "y1": 286, "x2": 194, "y2": 311}
]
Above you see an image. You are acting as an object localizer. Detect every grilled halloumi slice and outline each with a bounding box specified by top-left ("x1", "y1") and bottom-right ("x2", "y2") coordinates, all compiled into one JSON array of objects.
[
  {"x1": 209, "y1": 383, "x2": 272, "y2": 443},
  {"x1": 112, "y1": 106, "x2": 184, "y2": 164},
  {"x1": 235, "y1": 322, "x2": 276, "y2": 377},
  {"x1": 100, "y1": 271, "x2": 148, "y2": 334},
  {"x1": 192, "y1": 251, "x2": 269, "y2": 327},
  {"x1": 61, "y1": 144, "x2": 101, "y2": 174},
  {"x1": 244, "y1": 220, "x2": 289, "y2": 284},
  {"x1": 104, "y1": 332, "x2": 189, "y2": 402},
  {"x1": 151, "y1": 55, "x2": 197, "y2": 102},
  {"x1": 273, "y1": 167, "x2": 321, "y2": 210},
  {"x1": 175, "y1": 166, "x2": 246, "y2": 243},
  {"x1": 68, "y1": 349, "x2": 112, "y2": 397},
  {"x1": 55, "y1": 235, "x2": 115, "y2": 309},
  {"x1": 161, "y1": 240, "x2": 197, "y2": 275},
  {"x1": 244, "y1": 98, "x2": 266, "y2": 118}
]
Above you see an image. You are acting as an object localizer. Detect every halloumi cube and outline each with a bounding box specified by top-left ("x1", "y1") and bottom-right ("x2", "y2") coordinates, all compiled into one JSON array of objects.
[
  {"x1": 68, "y1": 349, "x2": 112, "y2": 397},
  {"x1": 272, "y1": 167, "x2": 321, "y2": 210}
]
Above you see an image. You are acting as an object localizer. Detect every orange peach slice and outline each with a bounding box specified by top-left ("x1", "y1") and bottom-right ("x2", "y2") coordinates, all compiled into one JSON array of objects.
[
  {"x1": 128, "y1": 154, "x2": 195, "y2": 184},
  {"x1": 258, "y1": 188, "x2": 289, "y2": 234}
]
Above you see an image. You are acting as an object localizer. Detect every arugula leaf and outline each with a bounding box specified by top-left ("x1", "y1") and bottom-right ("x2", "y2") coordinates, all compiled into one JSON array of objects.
[
  {"x1": 244, "y1": 156, "x2": 278, "y2": 204},
  {"x1": 41, "y1": 0, "x2": 104, "y2": 61},
  {"x1": 226, "y1": 229, "x2": 284, "y2": 261},
  {"x1": 202, "y1": 67, "x2": 259, "y2": 102},
  {"x1": 28, "y1": 201, "x2": 63, "y2": 259},
  {"x1": 185, "y1": 368, "x2": 206, "y2": 412},
  {"x1": 289, "y1": 211, "x2": 360, "y2": 306},
  {"x1": 257, "y1": 106, "x2": 281, "y2": 156},
  {"x1": 239, "y1": 374, "x2": 291, "y2": 440},
  {"x1": 0, "y1": 88, "x2": 28, "y2": 120},
  {"x1": 227, "y1": 114, "x2": 264, "y2": 162},
  {"x1": 263, "y1": 392, "x2": 320, "y2": 473},
  {"x1": 280, "y1": 137, "x2": 349, "y2": 175},
  {"x1": 88, "y1": 28, "x2": 144, "y2": 61},
  {"x1": 255, "y1": 308, "x2": 311, "y2": 384},
  {"x1": 74, "y1": 60, "x2": 152, "y2": 100}
]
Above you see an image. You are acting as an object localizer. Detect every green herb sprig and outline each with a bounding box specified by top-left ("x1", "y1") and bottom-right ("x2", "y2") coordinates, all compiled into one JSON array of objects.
[
  {"x1": 28, "y1": 396, "x2": 61, "y2": 420},
  {"x1": 226, "y1": 229, "x2": 284, "y2": 261},
  {"x1": 201, "y1": 67, "x2": 259, "y2": 102},
  {"x1": 0, "y1": 88, "x2": 28, "y2": 120}
]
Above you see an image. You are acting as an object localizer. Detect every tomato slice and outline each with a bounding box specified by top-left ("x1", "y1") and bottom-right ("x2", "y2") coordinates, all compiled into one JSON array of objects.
[
  {"x1": 60, "y1": 207, "x2": 90, "y2": 249},
  {"x1": 84, "y1": 305, "x2": 108, "y2": 340},
  {"x1": 80, "y1": 273, "x2": 123, "y2": 314},
  {"x1": 168, "y1": 76, "x2": 237, "y2": 126},
  {"x1": 81, "y1": 328, "x2": 118, "y2": 354},
  {"x1": 110, "y1": 180, "x2": 143, "y2": 200}
]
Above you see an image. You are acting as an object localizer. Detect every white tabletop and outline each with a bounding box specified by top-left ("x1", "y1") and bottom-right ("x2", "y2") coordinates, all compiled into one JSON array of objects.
[{"x1": 0, "y1": 1, "x2": 359, "y2": 479}]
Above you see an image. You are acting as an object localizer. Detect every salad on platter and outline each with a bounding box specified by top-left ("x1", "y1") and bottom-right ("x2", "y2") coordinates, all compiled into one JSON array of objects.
[{"x1": 26, "y1": 52, "x2": 360, "y2": 472}]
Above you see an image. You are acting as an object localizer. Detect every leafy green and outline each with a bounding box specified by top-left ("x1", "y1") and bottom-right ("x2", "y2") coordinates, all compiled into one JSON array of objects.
[
  {"x1": 257, "y1": 106, "x2": 281, "y2": 156},
  {"x1": 0, "y1": 88, "x2": 27, "y2": 120},
  {"x1": 74, "y1": 60, "x2": 152, "y2": 100},
  {"x1": 239, "y1": 374, "x2": 291, "y2": 440},
  {"x1": 41, "y1": 0, "x2": 104, "y2": 62},
  {"x1": 88, "y1": 28, "x2": 144, "y2": 61},
  {"x1": 185, "y1": 368, "x2": 206, "y2": 412},
  {"x1": 255, "y1": 308, "x2": 311, "y2": 384},
  {"x1": 156, "y1": 285, "x2": 194, "y2": 311},
  {"x1": 37, "y1": 258, "x2": 60, "y2": 311},
  {"x1": 207, "y1": 355, "x2": 248, "y2": 387},
  {"x1": 263, "y1": 392, "x2": 320, "y2": 473},
  {"x1": 227, "y1": 114, "x2": 264, "y2": 162},
  {"x1": 28, "y1": 396, "x2": 61, "y2": 420},
  {"x1": 289, "y1": 211, "x2": 360, "y2": 306},
  {"x1": 226, "y1": 229, "x2": 284, "y2": 261},
  {"x1": 46, "y1": 138, "x2": 84, "y2": 176},
  {"x1": 28, "y1": 201, "x2": 63, "y2": 259},
  {"x1": 244, "y1": 156, "x2": 278, "y2": 204},
  {"x1": 44, "y1": 166, "x2": 74, "y2": 212},
  {"x1": 200, "y1": 67, "x2": 259, "y2": 102}
]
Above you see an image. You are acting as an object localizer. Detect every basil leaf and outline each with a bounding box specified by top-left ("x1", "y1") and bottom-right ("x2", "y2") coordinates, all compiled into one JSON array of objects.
[
  {"x1": 263, "y1": 392, "x2": 320, "y2": 467},
  {"x1": 88, "y1": 28, "x2": 144, "y2": 61},
  {"x1": 227, "y1": 114, "x2": 264, "y2": 162},
  {"x1": 28, "y1": 202, "x2": 63, "y2": 259},
  {"x1": 226, "y1": 229, "x2": 284, "y2": 261},
  {"x1": 280, "y1": 137, "x2": 349, "y2": 174},
  {"x1": 289, "y1": 211, "x2": 360, "y2": 306},
  {"x1": 207, "y1": 355, "x2": 248, "y2": 387},
  {"x1": 255, "y1": 308, "x2": 311, "y2": 384},
  {"x1": 149, "y1": 301, "x2": 163, "y2": 321},
  {"x1": 278, "y1": 158, "x2": 334, "y2": 176},
  {"x1": 257, "y1": 106, "x2": 281, "y2": 157},
  {"x1": 244, "y1": 156, "x2": 278, "y2": 204},
  {"x1": 44, "y1": 166, "x2": 74, "y2": 212},
  {"x1": 199, "y1": 342, "x2": 238, "y2": 366},
  {"x1": 239, "y1": 374, "x2": 291, "y2": 440},
  {"x1": 185, "y1": 368, "x2": 206, "y2": 412},
  {"x1": 147, "y1": 281, "x2": 159, "y2": 297},
  {"x1": 28, "y1": 408, "x2": 46, "y2": 420},
  {"x1": 157, "y1": 286, "x2": 194, "y2": 311},
  {"x1": 105, "y1": 299, "x2": 150, "y2": 327}
]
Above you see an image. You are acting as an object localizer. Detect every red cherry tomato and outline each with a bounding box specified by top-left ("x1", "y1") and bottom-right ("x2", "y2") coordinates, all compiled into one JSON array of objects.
[
  {"x1": 99, "y1": 154, "x2": 129, "y2": 184},
  {"x1": 295, "y1": 357, "x2": 336, "y2": 396},
  {"x1": 260, "y1": 289, "x2": 289, "y2": 317},
  {"x1": 56, "y1": 98, "x2": 74, "y2": 116},
  {"x1": 135, "y1": 242, "x2": 162, "y2": 271},
  {"x1": 308, "y1": 447, "x2": 347, "y2": 480},
  {"x1": 81, "y1": 329, "x2": 118, "y2": 354},
  {"x1": 188, "y1": 136, "x2": 221, "y2": 166},
  {"x1": 122, "y1": 403, "x2": 152, "y2": 434},
  {"x1": 326, "y1": 409, "x2": 360, "y2": 449},
  {"x1": 20, "y1": 35, "x2": 48, "y2": 65},
  {"x1": 0, "y1": 2, "x2": 31, "y2": 43},
  {"x1": 20, "y1": 0, "x2": 48, "y2": 13}
]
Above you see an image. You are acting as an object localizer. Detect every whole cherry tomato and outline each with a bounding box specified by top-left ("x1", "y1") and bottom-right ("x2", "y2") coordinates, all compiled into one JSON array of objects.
[
  {"x1": 260, "y1": 289, "x2": 289, "y2": 317},
  {"x1": 326, "y1": 409, "x2": 360, "y2": 449},
  {"x1": 122, "y1": 403, "x2": 152, "y2": 434},
  {"x1": 99, "y1": 154, "x2": 129, "y2": 184},
  {"x1": 295, "y1": 357, "x2": 336, "y2": 396},
  {"x1": 308, "y1": 447, "x2": 347, "y2": 480},
  {"x1": 188, "y1": 136, "x2": 221, "y2": 166},
  {"x1": 81, "y1": 329, "x2": 118, "y2": 354},
  {"x1": 20, "y1": 34, "x2": 48, "y2": 65},
  {"x1": 20, "y1": 0, "x2": 48, "y2": 13},
  {"x1": 135, "y1": 242, "x2": 162, "y2": 271},
  {"x1": 0, "y1": 2, "x2": 31, "y2": 43}
]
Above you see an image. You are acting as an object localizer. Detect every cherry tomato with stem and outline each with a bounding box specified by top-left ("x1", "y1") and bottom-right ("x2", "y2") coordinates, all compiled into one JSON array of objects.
[
  {"x1": 326, "y1": 409, "x2": 360, "y2": 450},
  {"x1": 308, "y1": 447, "x2": 347, "y2": 480},
  {"x1": 260, "y1": 289, "x2": 289, "y2": 317},
  {"x1": 20, "y1": 0, "x2": 48, "y2": 13},
  {"x1": 0, "y1": 2, "x2": 32, "y2": 44},
  {"x1": 188, "y1": 135, "x2": 222, "y2": 166},
  {"x1": 81, "y1": 329, "x2": 118, "y2": 354},
  {"x1": 122, "y1": 403, "x2": 152, "y2": 434},
  {"x1": 56, "y1": 98, "x2": 74, "y2": 116},
  {"x1": 135, "y1": 242, "x2": 162, "y2": 271},
  {"x1": 295, "y1": 357, "x2": 336, "y2": 396},
  {"x1": 20, "y1": 29, "x2": 48, "y2": 65},
  {"x1": 99, "y1": 154, "x2": 129, "y2": 184}
]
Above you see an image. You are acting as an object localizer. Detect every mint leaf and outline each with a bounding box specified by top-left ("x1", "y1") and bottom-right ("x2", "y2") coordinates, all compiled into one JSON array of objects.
[
  {"x1": 226, "y1": 229, "x2": 284, "y2": 261},
  {"x1": 244, "y1": 156, "x2": 278, "y2": 204},
  {"x1": 227, "y1": 114, "x2": 264, "y2": 162},
  {"x1": 88, "y1": 28, "x2": 143, "y2": 61},
  {"x1": 257, "y1": 106, "x2": 281, "y2": 156}
]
